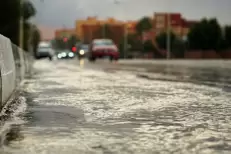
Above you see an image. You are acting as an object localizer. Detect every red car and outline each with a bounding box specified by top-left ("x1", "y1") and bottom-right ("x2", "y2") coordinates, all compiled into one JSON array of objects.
[{"x1": 88, "y1": 39, "x2": 119, "y2": 61}]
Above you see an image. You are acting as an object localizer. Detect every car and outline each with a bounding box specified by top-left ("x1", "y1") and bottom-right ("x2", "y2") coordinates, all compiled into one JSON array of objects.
[
  {"x1": 57, "y1": 49, "x2": 75, "y2": 59},
  {"x1": 88, "y1": 39, "x2": 119, "y2": 62},
  {"x1": 36, "y1": 42, "x2": 54, "y2": 60},
  {"x1": 77, "y1": 44, "x2": 89, "y2": 59}
]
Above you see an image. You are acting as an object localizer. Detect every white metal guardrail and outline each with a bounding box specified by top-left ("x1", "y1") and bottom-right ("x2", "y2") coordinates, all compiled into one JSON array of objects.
[{"x1": 0, "y1": 34, "x2": 33, "y2": 109}]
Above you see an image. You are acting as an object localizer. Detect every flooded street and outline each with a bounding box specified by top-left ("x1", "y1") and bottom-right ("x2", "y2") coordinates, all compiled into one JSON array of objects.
[{"x1": 1, "y1": 59, "x2": 231, "y2": 154}]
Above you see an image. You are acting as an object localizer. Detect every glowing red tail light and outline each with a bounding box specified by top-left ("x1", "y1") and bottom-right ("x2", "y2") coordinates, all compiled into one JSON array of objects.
[{"x1": 72, "y1": 47, "x2": 77, "y2": 52}]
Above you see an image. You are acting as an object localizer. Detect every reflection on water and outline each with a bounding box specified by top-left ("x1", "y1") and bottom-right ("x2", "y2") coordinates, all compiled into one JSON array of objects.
[
  {"x1": 144, "y1": 64, "x2": 231, "y2": 89},
  {"x1": 1, "y1": 60, "x2": 231, "y2": 154},
  {"x1": 79, "y1": 59, "x2": 84, "y2": 67}
]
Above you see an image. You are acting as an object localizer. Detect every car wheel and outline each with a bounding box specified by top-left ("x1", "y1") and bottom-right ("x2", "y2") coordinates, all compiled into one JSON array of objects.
[
  {"x1": 109, "y1": 56, "x2": 113, "y2": 62},
  {"x1": 88, "y1": 57, "x2": 96, "y2": 62},
  {"x1": 49, "y1": 56, "x2": 52, "y2": 61},
  {"x1": 92, "y1": 57, "x2": 96, "y2": 62}
]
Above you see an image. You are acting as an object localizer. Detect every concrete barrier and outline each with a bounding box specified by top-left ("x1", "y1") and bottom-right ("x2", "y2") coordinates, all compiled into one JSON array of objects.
[{"x1": 0, "y1": 34, "x2": 32, "y2": 109}]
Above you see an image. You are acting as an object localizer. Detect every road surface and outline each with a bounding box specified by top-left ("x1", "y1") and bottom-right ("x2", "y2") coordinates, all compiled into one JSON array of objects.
[{"x1": 0, "y1": 59, "x2": 231, "y2": 154}]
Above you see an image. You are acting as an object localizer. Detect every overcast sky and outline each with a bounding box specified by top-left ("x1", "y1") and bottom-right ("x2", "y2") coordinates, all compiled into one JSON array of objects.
[{"x1": 31, "y1": 0, "x2": 231, "y2": 28}]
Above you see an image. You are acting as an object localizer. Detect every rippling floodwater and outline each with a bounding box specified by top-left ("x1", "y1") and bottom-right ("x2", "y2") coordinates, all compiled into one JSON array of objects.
[{"x1": 1, "y1": 60, "x2": 231, "y2": 154}]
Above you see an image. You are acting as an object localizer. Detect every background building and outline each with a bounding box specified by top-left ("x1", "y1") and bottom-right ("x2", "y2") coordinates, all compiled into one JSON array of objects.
[
  {"x1": 55, "y1": 28, "x2": 75, "y2": 38},
  {"x1": 75, "y1": 17, "x2": 137, "y2": 43},
  {"x1": 153, "y1": 12, "x2": 198, "y2": 38}
]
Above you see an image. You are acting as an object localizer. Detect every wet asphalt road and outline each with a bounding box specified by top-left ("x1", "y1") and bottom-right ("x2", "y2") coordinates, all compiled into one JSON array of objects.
[{"x1": 1, "y1": 58, "x2": 231, "y2": 154}]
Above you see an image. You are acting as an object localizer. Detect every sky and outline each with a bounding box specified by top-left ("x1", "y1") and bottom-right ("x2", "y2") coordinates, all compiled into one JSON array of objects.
[{"x1": 31, "y1": 0, "x2": 231, "y2": 28}]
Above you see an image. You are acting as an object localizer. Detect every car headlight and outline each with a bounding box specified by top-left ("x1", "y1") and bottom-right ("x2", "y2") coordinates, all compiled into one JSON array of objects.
[
  {"x1": 68, "y1": 52, "x2": 74, "y2": 57},
  {"x1": 57, "y1": 54, "x2": 62, "y2": 58},
  {"x1": 79, "y1": 50, "x2": 84, "y2": 55},
  {"x1": 62, "y1": 52, "x2": 67, "y2": 57}
]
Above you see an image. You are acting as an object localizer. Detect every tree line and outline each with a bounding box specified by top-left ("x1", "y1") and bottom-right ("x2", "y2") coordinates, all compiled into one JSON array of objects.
[
  {"x1": 0, "y1": 0, "x2": 41, "y2": 55},
  {"x1": 122, "y1": 16, "x2": 231, "y2": 58}
]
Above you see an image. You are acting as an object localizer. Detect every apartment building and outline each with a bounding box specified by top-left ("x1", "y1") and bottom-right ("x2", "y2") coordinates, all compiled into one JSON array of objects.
[{"x1": 153, "y1": 12, "x2": 198, "y2": 38}]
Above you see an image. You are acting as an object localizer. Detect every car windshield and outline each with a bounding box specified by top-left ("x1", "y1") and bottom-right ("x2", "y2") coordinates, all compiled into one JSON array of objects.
[
  {"x1": 94, "y1": 40, "x2": 114, "y2": 46},
  {"x1": 39, "y1": 47, "x2": 50, "y2": 49},
  {"x1": 81, "y1": 45, "x2": 89, "y2": 49},
  {"x1": 38, "y1": 47, "x2": 50, "y2": 51}
]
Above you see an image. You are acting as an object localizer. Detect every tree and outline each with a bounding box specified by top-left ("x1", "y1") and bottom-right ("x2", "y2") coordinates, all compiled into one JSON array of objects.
[
  {"x1": 224, "y1": 26, "x2": 231, "y2": 48},
  {"x1": 54, "y1": 38, "x2": 66, "y2": 50},
  {"x1": 31, "y1": 25, "x2": 41, "y2": 56},
  {"x1": 156, "y1": 32, "x2": 186, "y2": 58},
  {"x1": 172, "y1": 39, "x2": 187, "y2": 58},
  {"x1": 187, "y1": 18, "x2": 222, "y2": 50},
  {"x1": 136, "y1": 17, "x2": 153, "y2": 35},
  {"x1": 68, "y1": 35, "x2": 79, "y2": 50},
  {"x1": 143, "y1": 40, "x2": 156, "y2": 52},
  {"x1": 119, "y1": 34, "x2": 142, "y2": 53},
  {"x1": 127, "y1": 33, "x2": 143, "y2": 51},
  {"x1": 23, "y1": 1, "x2": 36, "y2": 20},
  {"x1": 155, "y1": 32, "x2": 176, "y2": 49},
  {"x1": 0, "y1": 0, "x2": 36, "y2": 48}
]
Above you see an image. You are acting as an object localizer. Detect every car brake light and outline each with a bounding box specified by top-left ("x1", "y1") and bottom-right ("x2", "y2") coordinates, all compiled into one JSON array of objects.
[{"x1": 72, "y1": 47, "x2": 77, "y2": 52}]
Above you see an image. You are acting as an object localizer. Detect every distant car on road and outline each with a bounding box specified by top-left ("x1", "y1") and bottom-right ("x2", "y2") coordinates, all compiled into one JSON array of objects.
[
  {"x1": 77, "y1": 44, "x2": 89, "y2": 59},
  {"x1": 36, "y1": 42, "x2": 54, "y2": 60},
  {"x1": 88, "y1": 39, "x2": 119, "y2": 62},
  {"x1": 57, "y1": 49, "x2": 75, "y2": 59}
]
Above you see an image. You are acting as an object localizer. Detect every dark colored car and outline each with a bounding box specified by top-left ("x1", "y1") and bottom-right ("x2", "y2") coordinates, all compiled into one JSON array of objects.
[
  {"x1": 77, "y1": 44, "x2": 89, "y2": 59},
  {"x1": 57, "y1": 49, "x2": 75, "y2": 59},
  {"x1": 88, "y1": 39, "x2": 119, "y2": 62}
]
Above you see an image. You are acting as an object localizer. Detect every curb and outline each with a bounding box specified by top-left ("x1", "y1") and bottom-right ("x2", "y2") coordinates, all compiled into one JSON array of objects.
[{"x1": 0, "y1": 34, "x2": 33, "y2": 110}]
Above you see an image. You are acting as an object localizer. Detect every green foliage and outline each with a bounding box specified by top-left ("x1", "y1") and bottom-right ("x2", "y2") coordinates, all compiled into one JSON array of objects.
[
  {"x1": 54, "y1": 38, "x2": 67, "y2": 49},
  {"x1": 0, "y1": 0, "x2": 36, "y2": 48},
  {"x1": 172, "y1": 39, "x2": 186, "y2": 58},
  {"x1": 68, "y1": 35, "x2": 79, "y2": 50},
  {"x1": 155, "y1": 32, "x2": 176, "y2": 49},
  {"x1": 156, "y1": 32, "x2": 186, "y2": 58},
  {"x1": 23, "y1": 1, "x2": 36, "y2": 20},
  {"x1": 119, "y1": 33, "x2": 143, "y2": 54},
  {"x1": 143, "y1": 40, "x2": 157, "y2": 52},
  {"x1": 136, "y1": 17, "x2": 153, "y2": 34},
  {"x1": 187, "y1": 18, "x2": 222, "y2": 50},
  {"x1": 127, "y1": 33, "x2": 143, "y2": 51},
  {"x1": 224, "y1": 26, "x2": 231, "y2": 47},
  {"x1": 31, "y1": 25, "x2": 41, "y2": 55},
  {"x1": 54, "y1": 35, "x2": 80, "y2": 50}
]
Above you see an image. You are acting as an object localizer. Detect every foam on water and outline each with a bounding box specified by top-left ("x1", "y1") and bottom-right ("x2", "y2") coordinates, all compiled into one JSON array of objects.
[
  {"x1": 1, "y1": 60, "x2": 231, "y2": 154},
  {"x1": 0, "y1": 97, "x2": 27, "y2": 146}
]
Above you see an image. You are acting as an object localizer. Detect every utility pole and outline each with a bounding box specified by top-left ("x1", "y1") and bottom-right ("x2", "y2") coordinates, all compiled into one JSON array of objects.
[
  {"x1": 90, "y1": 24, "x2": 92, "y2": 41},
  {"x1": 166, "y1": 13, "x2": 171, "y2": 59},
  {"x1": 19, "y1": 0, "x2": 24, "y2": 49},
  {"x1": 102, "y1": 24, "x2": 106, "y2": 38},
  {"x1": 113, "y1": 0, "x2": 127, "y2": 59},
  {"x1": 124, "y1": 24, "x2": 127, "y2": 59}
]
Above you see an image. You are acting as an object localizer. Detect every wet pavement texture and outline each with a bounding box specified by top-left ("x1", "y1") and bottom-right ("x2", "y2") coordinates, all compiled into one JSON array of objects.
[{"x1": 1, "y1": 59, "x2": 231, "y2": 154}]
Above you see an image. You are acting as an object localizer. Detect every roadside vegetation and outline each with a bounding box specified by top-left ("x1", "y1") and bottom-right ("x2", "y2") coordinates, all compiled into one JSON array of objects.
[{"x1": 0, "y1": 0, "x2": 40, "y2": 55}]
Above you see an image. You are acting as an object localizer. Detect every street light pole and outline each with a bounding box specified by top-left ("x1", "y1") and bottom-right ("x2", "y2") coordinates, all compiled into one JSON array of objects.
[
  {"x1": 124, "y1": 23, "x2": 127, "y2": 59},
  {"x1": 166, "y1": 13, "x2": 171, "y2": 59},
  {"x1": 19, "y1": 0, "x2": 24, "y2": 49},
  {"x1": 113, "y1": 0, "x2": 127, "y2": 59}
]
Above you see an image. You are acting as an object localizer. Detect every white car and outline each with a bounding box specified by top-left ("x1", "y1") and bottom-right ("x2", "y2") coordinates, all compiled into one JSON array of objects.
[{"x1": 36, "y1": 42, "x2": 54, "y2": 60}]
